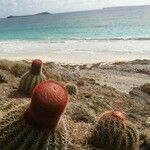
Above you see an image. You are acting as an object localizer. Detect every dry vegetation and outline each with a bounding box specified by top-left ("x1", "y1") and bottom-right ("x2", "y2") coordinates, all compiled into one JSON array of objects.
[{"x1": 0, "y1": 59, "x2": 150, "y2": 150}]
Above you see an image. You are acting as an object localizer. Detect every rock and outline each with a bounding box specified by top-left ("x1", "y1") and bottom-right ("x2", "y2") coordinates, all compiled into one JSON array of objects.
[
  {"x1": 84, "y1": 93, "x2": 92, "y2": 98},
  {"x1": 88, "y1": 78, "x2": 96, "y2": 85},
  {"x1": 79, "y1": 64, "x2": 87, "y2": 70},
  {"x1": 0, "y1": 70, "x2": 10, "y2": 83},
  {"x1": 139, "y1": 83, "x2": 150, "y2": 95},
  {"x1": 140, "y1": 129, "x2": 150, "y2": 140},
  {"x1": 145, "y1": 135, "x2": 150, "y2": 148},
  {"x1": 43, "y1": 66, "x2": 61, "y2": 81},
  {"x1": 77, "y1": 79, "x2": 85, "y2": 86},
  {"x1": 67, "y1": 103, "x2": 95, "y2": 123},
  {"x1": 146, "y1": 117, "x2": 150, "y2": 125},
  {"x1": 89, "y1": 63, "x2": 101, "y2": 69},
  {"x1": 129, "y1": 88, "x2": 150, "y2": 104},
  {"x1": 140, "y1": 129, "x2": 150, "y2": 149}
]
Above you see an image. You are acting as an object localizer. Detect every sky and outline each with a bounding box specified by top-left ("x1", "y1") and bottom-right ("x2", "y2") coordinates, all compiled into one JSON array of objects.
[{"x1": 0, "y1": 0, "x2": 150, "y2": 18}]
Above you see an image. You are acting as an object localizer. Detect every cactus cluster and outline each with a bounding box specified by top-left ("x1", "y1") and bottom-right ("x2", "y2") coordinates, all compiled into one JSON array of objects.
[
  {"x1": 0, "y1": 80, "x2": 68, "y2": 150},
  {"x1": 65, "y1": 83, "x2": 78, "y2": 95},
  {"x1": 90, "y1": 110, "x2": 139, "y2": 150},
  {"x1": 19, "y1": 59, "x2": 47, "y2": 95}
]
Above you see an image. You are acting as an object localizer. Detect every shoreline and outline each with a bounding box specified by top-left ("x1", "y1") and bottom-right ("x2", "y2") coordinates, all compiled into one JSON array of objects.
[
  {"x1": 0, "y1": 55, "x2": 150, "y2": 65},
  {"x1": 0, "y1": 39, "x2": 150, "y2": 64}
]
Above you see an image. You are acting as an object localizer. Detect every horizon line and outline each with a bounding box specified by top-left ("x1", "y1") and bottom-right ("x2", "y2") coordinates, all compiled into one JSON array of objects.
[{"x1": 1, "y1": 4, "x2": 150, "y2": 19}]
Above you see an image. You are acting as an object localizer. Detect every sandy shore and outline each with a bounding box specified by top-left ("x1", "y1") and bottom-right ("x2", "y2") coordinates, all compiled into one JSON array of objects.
[
  {"x1": 0, "y1": 59, "x2": 150, "y2": 149},
  {"x1": 0, "y1": 40, "x2": 150, "y2": 64}
]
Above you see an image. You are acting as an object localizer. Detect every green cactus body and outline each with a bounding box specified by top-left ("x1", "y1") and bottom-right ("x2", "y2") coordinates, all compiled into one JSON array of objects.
[
  {"x1": 66, "y1": 83, "x2": 78, "y2": 95},
  {"x1": 19, "y1": 72, "x2": 46, "y2": 94},
  {"x1": 90, "y1": 110, "x2": 139, "y2": 150},
  {"x1": 0, "y1": 101, "x2": 67, "y2": 150},
  {"x1": 19, "y1": 59, "x2": 47, "y2": 94},
  {"x1": 0, "y1": 80, "x2": 69, "y2": 150}
]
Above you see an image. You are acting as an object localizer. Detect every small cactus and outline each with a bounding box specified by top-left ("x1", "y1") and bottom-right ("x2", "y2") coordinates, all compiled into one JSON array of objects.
[
  {"x1": 90, "y1": 110, "x2": 139, "y2": 150},
  {"x1": 19, "y1": 59, "x2": 47, "y2": 95},
  {"x1": 66, "y1": 83, "x2": 78, "y2": 95},
  {"x1": 0, "y1": 80, "x2": 69, "y2": 150}
]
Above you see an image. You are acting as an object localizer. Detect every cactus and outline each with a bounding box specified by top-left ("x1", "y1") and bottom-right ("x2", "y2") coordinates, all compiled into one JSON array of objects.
[
  {"x1": 19, "y1": 59, "x2": 47, "y2": 95},
  {"x1": 90, "y1": 110, "x2": 139, "y2": 150},
  {"x1": 0, "y1": 80, "x2": 68, "y2": 150},
  {"x1": 66, "y1": 83, "x2": 78, "y2": 95}
]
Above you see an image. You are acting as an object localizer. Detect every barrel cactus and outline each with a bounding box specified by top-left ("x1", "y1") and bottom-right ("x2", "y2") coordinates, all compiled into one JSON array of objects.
[
  {"x1": 19, "y1": 59, "x2": 47, "y2": 95},
  {"x1": 66, "y1": 83, "x2": 78, "y2": 95},
  {"x1": 90, "y1": 110, "x2": 139, "y2": 150},
  {"x1": 0, "y1": 80, "x2": 69, "y2": 150}
]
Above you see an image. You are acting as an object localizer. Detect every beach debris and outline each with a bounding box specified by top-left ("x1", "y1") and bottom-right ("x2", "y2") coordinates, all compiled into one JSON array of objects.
[
  {"x1": 66, "y1": 83, "x2": 78, "y2": 95},
  {"x1": 11, "y1": 62, "x2": 30, "y2": 77},
  {"x1": 89, "y1": 110, "x2": 139, "y2": 150},
  {"x1": 19, "y1": 59, "x2": 47, "y2": 95},
  {"x1": 0, "y1": 80, "x2": 69, "y2": 149}
]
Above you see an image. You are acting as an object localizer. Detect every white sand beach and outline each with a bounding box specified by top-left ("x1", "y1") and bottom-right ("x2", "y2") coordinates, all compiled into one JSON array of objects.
[{"x1": 0, "y1": 40, "x2": 150, "y2": 64}]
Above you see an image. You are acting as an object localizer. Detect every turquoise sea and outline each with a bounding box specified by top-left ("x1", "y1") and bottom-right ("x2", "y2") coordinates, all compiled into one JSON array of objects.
[
  {"x1": 0, "y1": 5, "x2": 150, "y2": 63},
  {"x1": 0, "y1": 5, "x2": 150, "y2": 40}
]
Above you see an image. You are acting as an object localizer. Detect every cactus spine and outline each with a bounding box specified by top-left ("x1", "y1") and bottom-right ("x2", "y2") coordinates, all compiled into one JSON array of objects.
[
  {"x1": 0, "y1": 80, "x2": 69, "y2": 150},
  {"x1": 90, "y1": 110, "x2": 139, "y2": 150},
  {"x1": 66, "y1": 83, "x2": 78, "y2": 95},
  {"x1": 19, "y1": 59, "x2": 47, "y2": 95}
]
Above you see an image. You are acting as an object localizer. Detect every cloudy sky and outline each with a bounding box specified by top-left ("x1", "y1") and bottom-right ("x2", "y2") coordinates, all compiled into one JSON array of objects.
[{"x1": 0, "y1": 0, "x2": 150, "y2": 18}]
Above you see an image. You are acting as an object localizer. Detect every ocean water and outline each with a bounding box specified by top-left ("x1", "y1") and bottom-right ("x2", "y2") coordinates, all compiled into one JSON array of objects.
[
  {"x1": 0, "y1": 6, "x2": 150, "y2": 40},
  {"x1": 0, "y1": 5, "x2": 150, "y2": 63}
]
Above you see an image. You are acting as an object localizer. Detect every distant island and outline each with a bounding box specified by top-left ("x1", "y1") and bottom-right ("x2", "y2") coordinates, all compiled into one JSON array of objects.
[{"x1": 7, "y1": 12, "x2": 51, "y2": 19}]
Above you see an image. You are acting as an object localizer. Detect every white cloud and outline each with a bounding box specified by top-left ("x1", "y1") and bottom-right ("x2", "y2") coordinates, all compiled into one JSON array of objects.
[{"x1": 1, "y1": 0, "x2": 18, "y2": 6}]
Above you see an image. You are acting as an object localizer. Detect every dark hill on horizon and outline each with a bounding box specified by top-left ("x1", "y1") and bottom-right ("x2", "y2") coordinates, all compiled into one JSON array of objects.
[
  {"x1": 7, "y1": 12, "x2": 51, "y2": 19},
  {"x1": 6, "y1": 5, "x2": 150, "y2": 19}
]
